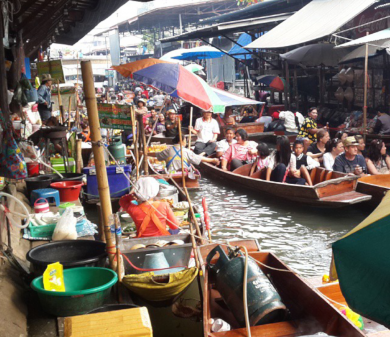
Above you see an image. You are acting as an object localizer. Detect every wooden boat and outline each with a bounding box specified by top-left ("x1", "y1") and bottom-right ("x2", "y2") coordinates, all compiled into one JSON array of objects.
[
  {"x1": 199, "y1": 161, "x2": 371, "y2": 207},
  {"x1": 219, "y1": 121, "x2": 265, "y2": 141},
  {"x1": 150, "y1": 133, "x2": 197, "y2": 145},
  {"x1": 199, "y1": 243, "x2": 366, "y2": 337},
  {"x1": 356, "y1": 174, "x2": 390, "y2": 206}
]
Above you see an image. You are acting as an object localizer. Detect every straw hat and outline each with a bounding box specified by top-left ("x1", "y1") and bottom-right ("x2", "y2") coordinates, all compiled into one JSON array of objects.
[
  {"x1": 41, "y1": 74, "x2": 53, "y2": 83},
  {"x1": 343, "y1": 136, "x2": 359, "y2": 147},
  {"x1": 167, "y1": 109, "x2": 176, "y2": 115}
]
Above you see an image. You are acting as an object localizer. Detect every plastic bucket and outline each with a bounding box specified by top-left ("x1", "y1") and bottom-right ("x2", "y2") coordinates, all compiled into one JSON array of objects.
[
  {"x1": 31, "y1": 267, "x2": 117, "y2": 316},
  {"x1": 50, "y1": 181, "x2": 83, "y2": 202},
  {"x1": 27, "y1": 162, "x2": 40, "y2": 177},
  {"x1": 25, "y1": 176, "x2": 54, "y2": 199},
  {"x1": 51, "y1": 173, "x2": 85, "y2": 183}
]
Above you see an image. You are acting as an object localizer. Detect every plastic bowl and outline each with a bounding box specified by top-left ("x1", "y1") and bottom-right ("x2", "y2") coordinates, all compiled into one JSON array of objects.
[
  {"x1": 31, "y1": 267, "x2": 117, "y2": 317},
  {"x1": 50, "y1": 181, "x2": 83, "y2": 202}
]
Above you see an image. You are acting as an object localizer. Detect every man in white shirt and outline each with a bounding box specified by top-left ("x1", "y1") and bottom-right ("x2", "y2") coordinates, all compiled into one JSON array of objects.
[
  {"x1": 152, "y1": 91, "x2": 165, "y2": 107},
  {"x1": 279, "y1": 108, "x2": 304, "y2": 134},
  {"x1": 189, "y1": 110, "x2": 220, "y2": 156}
]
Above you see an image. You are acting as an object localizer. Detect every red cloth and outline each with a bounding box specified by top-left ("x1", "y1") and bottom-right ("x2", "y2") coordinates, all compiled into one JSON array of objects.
[
  {"x1": 142, "y1": 90, "x2": 149, "y2": 99},
  {"x1": 119, "y1": 195, "x2": 179, "y2": 237}
]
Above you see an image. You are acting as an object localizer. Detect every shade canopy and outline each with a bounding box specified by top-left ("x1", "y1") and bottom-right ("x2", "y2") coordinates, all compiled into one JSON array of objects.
[
  {"x1": 339, "y1": 44, "x2": 383, "y2": 64},
  {"x1": 228, "y1": 33, "x2": 253, "y2": 60},
  {"x1": 332, "y1": 191, "x2": 390, "y2": 328},
  {"x1": 160, "y1": 48, "x2": 188, "y2": 63},
  {"x1": 172, "y1": 46, "x2": 225, "y2": 60},
  {"x1": 211, "y1": 88, "x2": 263, "y2": 106},
  {"x1": 245, "y1": 0, "x2": 376, "y2": 49},
  {"x1": 335, "y1": 28, "x2": 390, "y2": 49},
  {"x1": 280, "y1": 43, "x2": 349, "y2": 67}
]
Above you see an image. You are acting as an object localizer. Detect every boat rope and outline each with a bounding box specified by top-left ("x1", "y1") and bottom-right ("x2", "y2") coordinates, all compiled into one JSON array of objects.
[{"x1": 100, "y1": 144, "x2": 297, "y2": 274}]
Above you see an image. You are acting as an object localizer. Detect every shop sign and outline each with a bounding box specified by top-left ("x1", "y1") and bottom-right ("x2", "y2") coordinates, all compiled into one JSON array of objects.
[
  {"x1": 37, "y1": 59, "x2": 65, "y2": 83},
  {"x1": 97, "y1": 103, "x2": 133, "y2": 130}
]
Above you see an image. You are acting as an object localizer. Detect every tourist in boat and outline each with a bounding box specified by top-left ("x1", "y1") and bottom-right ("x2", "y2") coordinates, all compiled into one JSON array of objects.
[
  {"x1": 333, "y1": 136, "x2": 367, "y2": 175},
  {"x1": 135, "y1": 98, "x2": 148, "y2": 115},
  {"x1": 266, "y1": 112, "x2": 285, "y2": 132},
  {"x1": 149, "y1": 134, "x2": 220, "y2": 171},
  {"x1": 279, "y1": 106, "x2": 304, "y2": 135},
  {"x1": 306, "y1": 129, "x2": 330, "y2": 163},
  {"x1": 265, "y1": 136, "x2": 306, "y2": 185},
  {"x1": 190, "y1": 110, "x2": 220, "y2": 156},
  {"x1": 156, "y1": 113, "x2": 166, "y2": 134},
  {"x1": 366, "y1": 139, "x2": 390, "y2": 175},
  {"x1": 219, "y1": 107, "x2": 236, "y2": 126},
  {"x1": 323, "y1": 138, "x2": 344, "y2": 171},
  {"x1": 151, "y1": 91, "x2": 165, "y2": 108},
  {"x1": 165, "y1": 110, "x2": 179, "y2": 138},
  {"x1": 221, "y1": 129, "x2": 258, "y2": 171},
  {"x1": 240, "y1": 106, "x2": 258, "y2": 123},
  {"x1": 119, "y1": 177, "x2": 180, "y2": 238},
  {"x1": 292, "y1": 139, "x2": 319, "y2": 186},
  {"x1": 249, "y1": 142, "x2": 270, "y2": 176},
  {"x1": 370, "y1": 105, "x2": 390, "y2": 135},
  {"x1": 297, "y1": 107, "x2": 320, "y2": 151},
  {"x1": 334, "y1": 130, "x2": 348, "y2": 142},
  {"x1": 216, "y1": 128, "x2": 237, "y2": 158},
  {"x1": 255, "y1": 110, "x2": 272, "y2": 129},
  {"x1": 354, "y1": 135, "x2": 367, "y2": 157}
]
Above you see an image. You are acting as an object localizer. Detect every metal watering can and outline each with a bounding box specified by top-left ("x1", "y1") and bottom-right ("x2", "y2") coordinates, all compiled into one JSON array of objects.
[{"x1": 206, "y1": 245, "x2": 286, "y2": 327}]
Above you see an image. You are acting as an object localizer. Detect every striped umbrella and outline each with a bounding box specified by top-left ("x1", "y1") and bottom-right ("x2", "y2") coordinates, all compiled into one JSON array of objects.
[
  {"x1": 112, "y1": 59, "x2": 225, "y2": 113},
  {"x1": 257, "y1": 75, "x2": 286, "y2": 92}
]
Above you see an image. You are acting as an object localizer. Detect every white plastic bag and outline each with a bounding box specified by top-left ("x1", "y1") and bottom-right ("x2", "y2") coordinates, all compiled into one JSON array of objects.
[{"x1": 52, "y1": 208, "x2": 77, "y2": 241}]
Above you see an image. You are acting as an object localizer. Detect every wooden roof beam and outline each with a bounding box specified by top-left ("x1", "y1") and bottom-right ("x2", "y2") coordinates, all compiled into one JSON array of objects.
[
  {"x1": 14, "y1": 0, "x2": 39, "y2": 20},
  {"x1": 18, "y1": 0, "x2": 55, "y2": 31}
]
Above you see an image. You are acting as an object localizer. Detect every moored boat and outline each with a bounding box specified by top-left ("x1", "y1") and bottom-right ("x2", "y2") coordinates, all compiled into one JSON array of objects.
[
  {"x1": 199, "y1": 243, "x2": 365, "y2": 337},
  {"x1": 219, "y1": 122, "x2": 265, "y2": 141},
  {"x1": 356, "y1": 174, "x2": 390, "y2": 206},
  {"x1": 199, "y1": 161, "x2": 371, "y2": 207}
]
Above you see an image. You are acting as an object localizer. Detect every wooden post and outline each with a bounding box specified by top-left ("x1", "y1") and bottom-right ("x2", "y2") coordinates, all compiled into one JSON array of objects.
[
  {"x1": 363, "y1": 32, "x2": 369, "y2": 140},
  {"x1": 131, "y1": 105, "x2": 139, "y2": 179},
  {"x1": 57, "y1": 79, "x2": 65, "y2": 124},
  {"x1": 76, "y1": 139, "x2": 83, "y2": 173},
  {"x1": 284, "y1": 60, "x2": 290, "y2": 110},
  {"x1": 81, "y1": 60, "x2": 116, "y2": 269},
  {"x1": 68, "y1": 95, "x2": 72, "y2": 130},
  {"x1": 137, "y1": 113, "x2": 148, "y2": 175},
  {"x1": 188, "y1": 107, "x2": 193, "y2": 149},
  {"x1": 178, "y1": 120, "x2": 200, "y2": 268},
  {"x1": 294, "y1": 66, "x2": 299, "y2": 111}
]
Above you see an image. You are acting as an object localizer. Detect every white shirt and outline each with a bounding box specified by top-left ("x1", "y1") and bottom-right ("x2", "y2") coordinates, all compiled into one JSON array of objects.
[
  {"x1": 323, "y1": 152, "x2": 335, "y2": 171},
  {"x1": 266, "y1": 151, "x2": 297, "y2": 171},
  {"x1": 294, "y1": 153, "x2": 320, "y2": 170},
  {"x1": 279, "y1": 111, "x2": 304, "y2": 133},
  {"x1": 216, "y1": 139, "x2": 237, "y2": 154},
  {"x1": 194, "y1": 117, "x2": 220, "y2": 143},
  {"x1": 152, "y1": 94, "x2": 165, "y2": 106},
  {"x1": 256, "y1": 116, "x2": 272, "y2": 128},
  {"x1": 156, "y1": 145, "x2": 202, "y2": 171}
]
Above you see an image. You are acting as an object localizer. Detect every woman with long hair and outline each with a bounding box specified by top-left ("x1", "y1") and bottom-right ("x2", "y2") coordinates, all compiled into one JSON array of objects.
[
  {"x1": 265, "y1": 136, "x2": 306, "y2": 185},
  {"x1": 366, "y1": 139, "x2": 390, "y2": 174},
  {"x1": 306, "y1": 128, "x2": 330, "y2": 163},
  {"x1": 221, "y1": 129, "x2": 257, "y2": 171},
  {"x1": 323, "y1": 138, "x2": 344, "y2": 171}
]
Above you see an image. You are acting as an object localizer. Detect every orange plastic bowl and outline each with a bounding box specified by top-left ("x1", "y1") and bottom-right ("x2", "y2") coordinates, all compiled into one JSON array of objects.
[{"x1": 50, "y1": 181, "x2": 83, "y2": 202}]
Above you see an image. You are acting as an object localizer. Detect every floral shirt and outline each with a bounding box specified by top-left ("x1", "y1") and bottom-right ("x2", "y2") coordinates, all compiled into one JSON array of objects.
[{"x1": 298, "y1": 117, "x2": 317, "y2": 143}]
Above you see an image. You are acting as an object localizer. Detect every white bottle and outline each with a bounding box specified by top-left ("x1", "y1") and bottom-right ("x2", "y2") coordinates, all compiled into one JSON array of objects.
[{"x1": 211, "y1": 319, "x2": 231, "y2": 332}]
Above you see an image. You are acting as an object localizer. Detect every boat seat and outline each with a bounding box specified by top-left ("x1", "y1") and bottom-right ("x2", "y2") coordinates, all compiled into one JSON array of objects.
[
  {"x1": 250, "y1": 169, "x2": 266, "y2": 180},
  {"x1": 311, "y1": 168, "x2": 327, "y2": 185}
]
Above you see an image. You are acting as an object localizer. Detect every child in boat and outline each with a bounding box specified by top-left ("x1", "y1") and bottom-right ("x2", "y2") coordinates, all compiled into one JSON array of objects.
[
  {"x1": 119, "y1": 177, "x2": 180, "y2": 238},
  {"x1": 250, "y1": 143, "x2": 270, "y2": 176},
  {"x1": 293, "y1": 139, "x2": 319, "y2": 186},
  {"x1": 265, "y1": 136, "x2": 306, "y2": 185}
]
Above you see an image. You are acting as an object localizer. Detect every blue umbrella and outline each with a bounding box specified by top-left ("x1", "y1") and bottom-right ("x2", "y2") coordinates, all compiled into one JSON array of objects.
[{"x1": 172, "y1": 46, "x2": 225, "y2": 60}]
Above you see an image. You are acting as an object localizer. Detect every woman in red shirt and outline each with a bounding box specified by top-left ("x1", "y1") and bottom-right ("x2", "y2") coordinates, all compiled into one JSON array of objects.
[{"x1": 119, "y1": 177, "x2": 180, "y2": 237}]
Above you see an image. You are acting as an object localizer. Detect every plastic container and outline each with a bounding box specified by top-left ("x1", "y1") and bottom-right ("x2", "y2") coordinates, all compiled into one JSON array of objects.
[
  {"x1": 28, "y1": 218, "x2": 87, "y2": 240},
  {"x1": 82, "y1": 165, "x2": 131, "y2": 200},
  {"x1": 26, "y1": 240, "x2": 107, "y2": 275},
  {"x1": 50, "y1": 157, "x2": 76, "y2": 174},
  {"x1": 50, "y1": 181, "x2": 83, "y2": 202},
  {"x1": 31, "y1": 267, "x2": 117, "y2": 316},
  {"x1": 51, "y1": 173, "x2": 85, "y2": 183},
  {"x1": 25, "y1": 176, "x2": 54, "y2": 198},
  {"x1": 34, "y1": 198, "x2": 50, "y2": 213},
  {"x1": 27, "y1": 162, "x2": 40, "y2": 177}
]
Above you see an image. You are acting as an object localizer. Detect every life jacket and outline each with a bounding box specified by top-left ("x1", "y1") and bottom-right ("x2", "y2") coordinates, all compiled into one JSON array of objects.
[
  {"x1": 137, "y1": 202, "x2": 171, "y2": 238},
  {"x1": 81, "y1": 130, "x2": 91, "y2": 142}
]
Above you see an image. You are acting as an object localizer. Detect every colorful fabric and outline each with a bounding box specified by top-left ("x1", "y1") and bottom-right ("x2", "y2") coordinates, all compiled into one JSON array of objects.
[
  {"x1": 222, "y1": 141, "x2": 257, "y2": 164},
  {"x1": 0, "y1": 113, "x2": 27, "y2": 180},
  {"x1": 298, "y1": 117, "x2": 317, "y2": 143}
]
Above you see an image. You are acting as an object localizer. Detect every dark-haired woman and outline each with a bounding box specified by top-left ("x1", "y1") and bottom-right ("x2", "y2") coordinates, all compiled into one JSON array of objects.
[
  {"x1": 250, "y1": 143, "x2": 270, "y2": 176},
  {"x1": 265, "y1": 136, "x2": 306, "y2": 185},
  {"x1": 335, "y1": 130, "x2": 348, "y2": 142},
  {"x1": 366, "y1": 139, "x2": 390, "y2": 175},
  {"x1": 307, "y1": 129, "x2": 330, "y2": 163},
  {"x1": 323, "y1": 138, "x2": 344, "y2": 171},
  {"x1": 221, "y1": 129, "x2": 257, "y2": 171}
]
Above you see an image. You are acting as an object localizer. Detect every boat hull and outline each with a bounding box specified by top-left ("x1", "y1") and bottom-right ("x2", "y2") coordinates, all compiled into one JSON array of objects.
[{"x1": 357, "y1": 174, "x2": 390, "y2": 206}]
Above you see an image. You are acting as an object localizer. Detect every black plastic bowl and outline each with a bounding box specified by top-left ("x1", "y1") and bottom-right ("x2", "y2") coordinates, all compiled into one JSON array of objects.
[
  {"x1": 25, "y1": 176, "x2": 54, "y2": 199},
  {"x1": 88, "y1": 304, "x2": 138, "y2": 314},
  {"x1": 51, "y1": 173, "x2": 86, "y2": 183},
  {"x1": 26, "y1": 240, "x2": 107, "y2": 276}
]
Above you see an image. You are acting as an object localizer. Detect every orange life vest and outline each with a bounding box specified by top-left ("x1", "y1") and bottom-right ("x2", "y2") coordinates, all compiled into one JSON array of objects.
[{"x1": 137, "y1": 201, "x2": 171, "y2": 238}]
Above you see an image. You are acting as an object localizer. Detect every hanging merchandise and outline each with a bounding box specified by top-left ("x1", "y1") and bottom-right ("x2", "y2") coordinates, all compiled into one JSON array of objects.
[{"x1": 1, "y1": 1, "x2": 9, "y2": 48}]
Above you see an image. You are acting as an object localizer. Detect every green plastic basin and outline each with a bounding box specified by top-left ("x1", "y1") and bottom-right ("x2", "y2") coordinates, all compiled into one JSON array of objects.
[{"x1": 31, "y1": 267, "x2": 118, "y2": 317}]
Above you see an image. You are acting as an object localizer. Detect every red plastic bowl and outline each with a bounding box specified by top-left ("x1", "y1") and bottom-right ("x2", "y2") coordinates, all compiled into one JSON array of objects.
[{"x1": 50, "y1": 181, "x2": 83, "y2": 202}]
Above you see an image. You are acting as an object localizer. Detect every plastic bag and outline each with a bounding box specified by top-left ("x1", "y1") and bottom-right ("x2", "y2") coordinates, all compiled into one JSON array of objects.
[
  {"x1": 43, "y1": 262, "x2": 65, "y2": 292},
  {"x1": 52, "y1": 208, "x2": 77, "y2": 241}
]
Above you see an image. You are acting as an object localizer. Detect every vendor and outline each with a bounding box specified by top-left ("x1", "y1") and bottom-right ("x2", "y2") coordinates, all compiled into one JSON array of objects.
[
  {"x1": 119, "y1": 177, "x2": 180, "y2": 238},
  {"x1": 37, "y1": 74, "x2": 53, "y2": 123},
  {"x1": 149, "y1": 134, "x2": 220, "y2": 171}
]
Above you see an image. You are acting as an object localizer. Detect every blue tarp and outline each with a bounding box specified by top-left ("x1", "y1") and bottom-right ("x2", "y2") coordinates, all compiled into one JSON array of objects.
[{"x1": 228, "y1": 33, "x2": 252, "y2": 60}]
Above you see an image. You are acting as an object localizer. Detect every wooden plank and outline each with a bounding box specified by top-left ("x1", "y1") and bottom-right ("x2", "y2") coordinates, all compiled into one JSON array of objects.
[
  {"x1": 319, "y1": 191, "x2": 372, "y2": 204},
  {"x1": 316, "y1": 181, "x2": 356, "y2": 198}
]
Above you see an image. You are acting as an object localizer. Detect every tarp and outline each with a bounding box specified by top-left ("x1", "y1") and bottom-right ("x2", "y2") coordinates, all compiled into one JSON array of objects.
[
  {"x1": 332, "y1": 191, "x2": 390, "y2": 328},
  {"x1": 245, "y1": 0, "x2": 377, "y2": 49},
  {"x1": 335, "y1": 28, "x2": 390, "y2": 49},
  {"x1": 228, "y1": 33, "x2": 252, "y2": 60},
  {"x1": 339, "y1": 45, "x2": 382, "y2": 64},
  {"x1": 211, "y1": 87, "x2": 262, "y2": 106}
]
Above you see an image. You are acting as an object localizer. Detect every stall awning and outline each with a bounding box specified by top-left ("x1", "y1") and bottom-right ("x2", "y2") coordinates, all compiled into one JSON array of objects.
[
  {"x1": 228, "y1": 33, "x2": 252, "y2": 59},
  {"x1": 335, "y1": 28, "x2": 390, "y2": 48},
  {"x1": 211, "y1": 88, "x2": 262, "y2": 106},
  {"x1": 245, "y1": 0, "x2": 377, "y2": 50}
]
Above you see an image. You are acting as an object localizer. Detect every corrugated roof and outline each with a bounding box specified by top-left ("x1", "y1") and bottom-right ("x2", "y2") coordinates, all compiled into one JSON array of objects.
[{"x1": 246, "y1": 0, "x2": 378, "y2": 49}]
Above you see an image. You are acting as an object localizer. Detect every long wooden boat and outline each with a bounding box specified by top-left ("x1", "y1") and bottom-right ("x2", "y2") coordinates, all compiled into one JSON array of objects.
[
  {"x1": 356, "y1": 174, "x2": 390, "y2": 206},
  {"x1": 199, "y1": 161, "x2": 371, "y2": 207},
  {"x1": 199, "y1": 243, "x2": 365, "y2": 337},
  {"x1": 150, "y1": 133, "x2": 197, "y2": 145},
  {"x1": 219, "y1": 122, "x2": 265, "y2": 141}
]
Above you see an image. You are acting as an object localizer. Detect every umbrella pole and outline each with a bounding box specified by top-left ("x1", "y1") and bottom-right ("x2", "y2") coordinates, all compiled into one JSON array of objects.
[
  {"x1": 57, "y1": 79, "x2": 65, "y2": 125},
  {"x1": 81, "y1": 60, "x2": 116, "y2": 270},
  {"x1": 284, "y1": 61, "x2": 289, "y2": 110},
  {"x1": 178, "y1": 119, "x2": 200, "y2": 268},
  {"x1": 188, "y1": 107, "x2": 193, "y2": 150},
  {"x1": 294, "y1": 66, "x2": 299, "y2": 111},
  {"x1": 363, "y1": 33, "x2": 369, "y2": 141},
  {"x1": 137, "y1": 113, "x2": 148, "y2": 175},
  {"x1": 131, "y1": 105, "x2": 139, "y2": 179}
]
